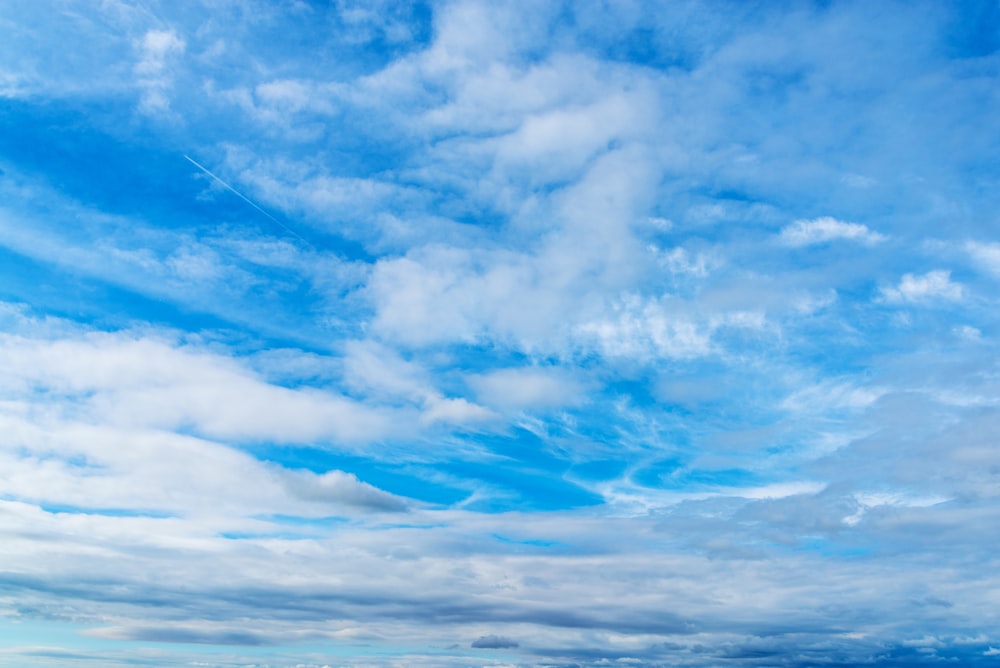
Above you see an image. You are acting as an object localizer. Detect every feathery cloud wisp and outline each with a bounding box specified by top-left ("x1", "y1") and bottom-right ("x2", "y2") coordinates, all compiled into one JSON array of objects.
[{"x1": 780, "y1": 216, "x2": 886, "y2": 247}]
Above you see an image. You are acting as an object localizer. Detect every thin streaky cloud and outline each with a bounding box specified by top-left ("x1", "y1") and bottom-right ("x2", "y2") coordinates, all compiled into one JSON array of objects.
[
  {"x1": 779, "y1": 216, "x2": 887, "y2": 247},
  {"x1": 183, "y1": 154, "x2": 310, "y2": 245}
]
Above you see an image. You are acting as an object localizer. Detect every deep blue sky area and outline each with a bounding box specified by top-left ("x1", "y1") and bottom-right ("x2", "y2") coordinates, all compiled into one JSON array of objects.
[{"x1": 1, "y1": 1, "x2": 1000, "y2": 667}]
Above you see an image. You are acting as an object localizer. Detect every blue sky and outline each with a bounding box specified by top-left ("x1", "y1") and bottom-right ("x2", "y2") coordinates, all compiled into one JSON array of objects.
[{"x1": 1, "y1": 1, "x2": 999, "y2": 666}]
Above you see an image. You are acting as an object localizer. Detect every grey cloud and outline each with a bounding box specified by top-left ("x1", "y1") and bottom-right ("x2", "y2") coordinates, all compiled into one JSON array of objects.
[
  {"x1": 471, "y1": 634, "x2": 519, "y2": 648},
  {"x1": 19, "y1": 648, "x2": 106, "y2": 661},
  {"x1": 91, "y1": 625, "x2": 270, "y2": 646},
  {"x1": 278, "y1": 468, "x2": 408, "y2": 512}
]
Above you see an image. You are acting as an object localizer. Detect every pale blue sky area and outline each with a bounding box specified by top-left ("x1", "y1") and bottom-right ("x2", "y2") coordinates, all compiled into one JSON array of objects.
[{"x1": 1, "y1": 1, "x2": 999, "y2": 666}]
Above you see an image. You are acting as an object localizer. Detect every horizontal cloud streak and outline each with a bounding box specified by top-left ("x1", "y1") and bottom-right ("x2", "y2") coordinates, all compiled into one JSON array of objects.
[{"x1": 780, "y1": 217, "x2": 887, "y2": 247}]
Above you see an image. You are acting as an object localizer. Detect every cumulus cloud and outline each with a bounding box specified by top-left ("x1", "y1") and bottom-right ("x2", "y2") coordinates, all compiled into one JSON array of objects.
[
  {"x1": 779, "y1": 217, "x2": 886, "y2": 246},
  {"x1": 881, "y1": 270, "x2": 964, "y2": 303}
]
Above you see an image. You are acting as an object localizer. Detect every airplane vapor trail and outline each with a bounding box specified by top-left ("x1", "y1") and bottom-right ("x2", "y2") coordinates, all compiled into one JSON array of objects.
[{"x1": 183, "y1": 154, "x2": 309, "y2": 244}]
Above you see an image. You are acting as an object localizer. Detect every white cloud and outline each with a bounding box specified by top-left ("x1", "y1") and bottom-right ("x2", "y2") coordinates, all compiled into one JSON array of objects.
[
  {"x1": 793, "y1": 289, "x2": 838, "y2": 314},
  {"x1": 779, "y1": 217, "x2": 886, "y2": 247},
  {"x1": 135, "y1": 30, "x2": 185, "y2": 74},
  {"x1": 578, "y1": 299, "x2": 712, "y2": 360},
  {"x1": 341, "y1": 340, "x2": 496, "y2": 426},
  {"x1": 366, "y1": 248, "x2": 488, "y2": 346},
  {"x1": 0, "y1": 70, "x2": 26, "y2": 98},
  {"x1": 881, "y1": 270, "x2": 964, "y2": 303},
  {"x1": 134, "y1": 29, "x2": 185, "y2": 113},
  {"x1": 362, "y1": 146, "x2": 669, "y2": 357},
  {"x1": 255, "y1": 79, "x2": 315, "y2": 111},
  {"x1": 0, "y1": 411, "x2": 412, "y2": 520},
  {"x1": 965, "y1": 240, "x2": 1000, "y2": 276},
  {"x1": 0, "y1": 174, "x2": 370, "y2": 347},
  {"x1": 651, "y1": 245, "x2": 719, "y2": 277},
  {"x1": 737, "y1": 481, "x2": 827, "y2": 499},
  {"x1": 468, "y1": 367, "x2": 589, "y2": 411},
  {"x1": 781, "y1": 380, "x2": 885, "y2": 414},
  {"x1": 214, "y1": 79, "x2": 338, "y2": 137},
  {"x1": 341, "y1": 340, "x2": 433, "y2": 402},
  {"x1": 420, "y1": 395, "x2": 496, "y2": 425},
  {"x1": 853, "y1": 492, "x2": 949, "y2": 510},
  {"x1": 574, "y1": 295, "x2": 768, "y2": 362},
  {"x1": 488, "y1": 90, "x2": 655, "y2": 184},
  {"x1": 1, "y1": 418, "x2": 264, "y2": 516},
  {"x1": 954, "y1": 325, "x2": 981, "y2": 341},
  {"x1": 0, "y1": 331, "x2": 397, "y2": 445}
]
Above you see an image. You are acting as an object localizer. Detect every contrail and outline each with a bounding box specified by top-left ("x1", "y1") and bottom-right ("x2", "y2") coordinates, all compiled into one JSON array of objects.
[{"x1": 184, "y1": 154, "x2": 309, "y2": 244}]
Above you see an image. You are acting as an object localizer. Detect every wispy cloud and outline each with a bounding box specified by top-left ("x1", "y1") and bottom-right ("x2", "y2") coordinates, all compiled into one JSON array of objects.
[
  {"x1": 134, "y1": 29, "x2": 185, "y2": 113},
  {"x1": 779, "y1": 216, "x2": 887, "y2": 247},
  {"x1": 965, "y1": 240, "x2": 1000, "y2": 276},
  {"x1": 184, "y1": 154, "x2": 310, "y2": 244}
]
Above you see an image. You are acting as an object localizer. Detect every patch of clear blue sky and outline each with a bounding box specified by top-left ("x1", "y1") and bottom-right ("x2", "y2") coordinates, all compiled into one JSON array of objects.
[
  {"x1": 0, "y1": 98, "x2": 372, "y2": 260},
  {"x1": 36, "y1": 504, "x2": 175, "y2": 519},
  {"x1": 0, "y1": 246, "x2": 239, "y2": 334}
]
